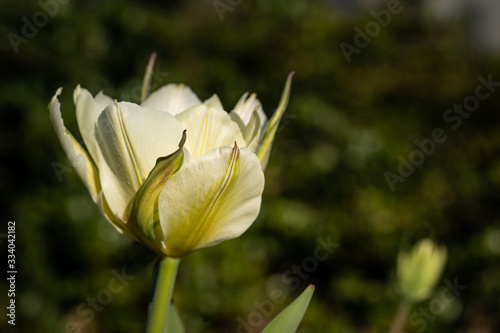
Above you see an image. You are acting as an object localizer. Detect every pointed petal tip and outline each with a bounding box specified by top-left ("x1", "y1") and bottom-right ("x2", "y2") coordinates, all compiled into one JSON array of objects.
[
  {"x1": 286, "y1": 72, "x2": 295, "y2": 87},
  {"x1": 49, "y1": 87, "x2": 63, "y2": 110},
  {"x1": 232, "y1": 141, "x2": 240, "y2": 157},
  {"x1": 73, "y1": 85, "x2": 81, "y2": 104},
  {"x1": 179, "y1": 130, "x2": 187, "y2": 147}
]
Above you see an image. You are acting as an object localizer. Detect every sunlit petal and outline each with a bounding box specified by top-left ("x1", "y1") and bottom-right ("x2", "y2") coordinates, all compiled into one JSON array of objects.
[
  {"x1": 95, "y1": 102, "x2": 184, "y2": 218},
  {"x1": 49, "y1": 88, "x2": 101, "y2": 202},
  {"x1": 176, "y1": 104, "x2": 246, "y2": 158},
  {"x1": 158, "y1": 145, "x2": 264, "y2": 257},
  {"x1": 142, "y1": 83, "x2": 201, "y2": 115}
]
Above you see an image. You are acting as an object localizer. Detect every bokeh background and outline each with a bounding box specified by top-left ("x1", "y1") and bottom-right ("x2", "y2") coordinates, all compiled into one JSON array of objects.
[{"x1": 1, "y1": 0, "x2": 500, "y2": 332}]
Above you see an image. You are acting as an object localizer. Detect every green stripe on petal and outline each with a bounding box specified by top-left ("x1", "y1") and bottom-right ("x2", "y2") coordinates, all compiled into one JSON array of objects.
[
  {"x1": 176, "y1": 104, "x2": 246, "y2": 158},
  {"x1": 256, "y1": 72, "x2": 294, "y2": 169},
  {"x1": 95, "y1": 101, "x2": 184, "y2": 219},
  {"x1": 204, "y1": 94, "x2": 224, "y2": 110},
  {"x1": 127, "y1": 131, "x2": 187, "y2": 245},
  {"x1": 159, "y1": 144, "x2": 264, "y2": 257}
]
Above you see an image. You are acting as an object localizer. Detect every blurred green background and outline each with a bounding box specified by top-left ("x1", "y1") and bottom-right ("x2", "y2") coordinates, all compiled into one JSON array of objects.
[{"x1": 1, "y1": 0, "x2": 500, "y2": 332}]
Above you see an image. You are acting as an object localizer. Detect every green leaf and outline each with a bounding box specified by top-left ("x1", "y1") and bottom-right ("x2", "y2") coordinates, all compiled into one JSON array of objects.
[
  {"x1": 166, "y1": 304, "x2": 185, "y2": 333},
  {"x1": 261, "y1": 284, "x2": 315, "y2": 333}
]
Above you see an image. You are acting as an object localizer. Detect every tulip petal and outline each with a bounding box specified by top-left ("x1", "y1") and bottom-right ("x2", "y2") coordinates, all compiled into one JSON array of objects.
[
  {"x1": 230, "y1": 110, "x2": 263, "y2": 154},
  {"x1": 74, "y1": 86, "x2": 113, "y2": 164},
  {"x1": 141, "y1": 84, "x2": 201, "y2": 115},
  {"x1": 256, "y1": 73, "x2": 293, "y2": 169},
  {"x1": 204, "y1": 94, "x2": 224, "y2": 110},
  {"x1": 94, "y1": 91, "x2": 114, "y2": 108},
  {"x1": 95, "y1": 102, "x2": 184, "y2": 218},
  {"x1": 49, "y1": 88, "x2": 101, "y2": 202},
  {"x1": 127, "y1": 131, "x2": 186, "y2": 243},
  {"x1": 158, "y1": 144, "x2": 265, "y2": 257},
  {"x1": 176, "y1": 104, "x2": 246, "y2": 158},
  {"x1": 231, "y1": 92, "x2": 267, "y2": 126}
]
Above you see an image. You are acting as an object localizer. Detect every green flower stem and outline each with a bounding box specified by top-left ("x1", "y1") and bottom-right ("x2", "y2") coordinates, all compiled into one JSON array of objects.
[
  {"x1": 147, "y1": 256, "x2": 180, "y2": 333},
  {"x1": 389, "y1": 301, "x2": 411, "y2": 333}
]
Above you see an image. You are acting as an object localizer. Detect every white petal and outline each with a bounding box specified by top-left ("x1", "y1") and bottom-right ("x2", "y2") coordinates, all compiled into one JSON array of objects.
[
  {"x1": 95, "y1": 102, "x2": 184, "y2": 218},
  {"x1": 204, "y1": 94, "x2": 224, "y2": 110},
  {"x1": 158, "y1": 145, "x2": 265, "y2": 257},
  {"x1": 175, "y1": 104, "x2": 246, "y2": 158},
  {"x1": 96, "y1": 192, "x2": 138, "y2": 240},
  {"x1": 73, "y1": 86, "x2": 113, "y2": 164},
  {"x1": 141, "y1": 83, "x2": 201, "y2": 115},
  {"x1": 49, "y1": 88, "x2": 101, "y2": 202},
  {"x1": 94, "y1": 90, "x2": 114, "y2": 108},
  {"x1": 231, "y1": 92, "x2": 267, "y2": 126},
  {"x1": 231, "y1": 110, "x2": 262, "y2": 153}
]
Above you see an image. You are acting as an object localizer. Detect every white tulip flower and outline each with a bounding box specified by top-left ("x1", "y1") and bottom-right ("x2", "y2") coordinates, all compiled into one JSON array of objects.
[{"x1": 49, "y1": 74, "x2": 293, "y2": 257}]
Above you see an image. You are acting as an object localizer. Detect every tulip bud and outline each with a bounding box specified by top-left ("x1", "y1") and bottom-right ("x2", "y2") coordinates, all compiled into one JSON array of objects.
[{"x1": 396, "y1": 239, "x2": 447, "y2": 303}]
